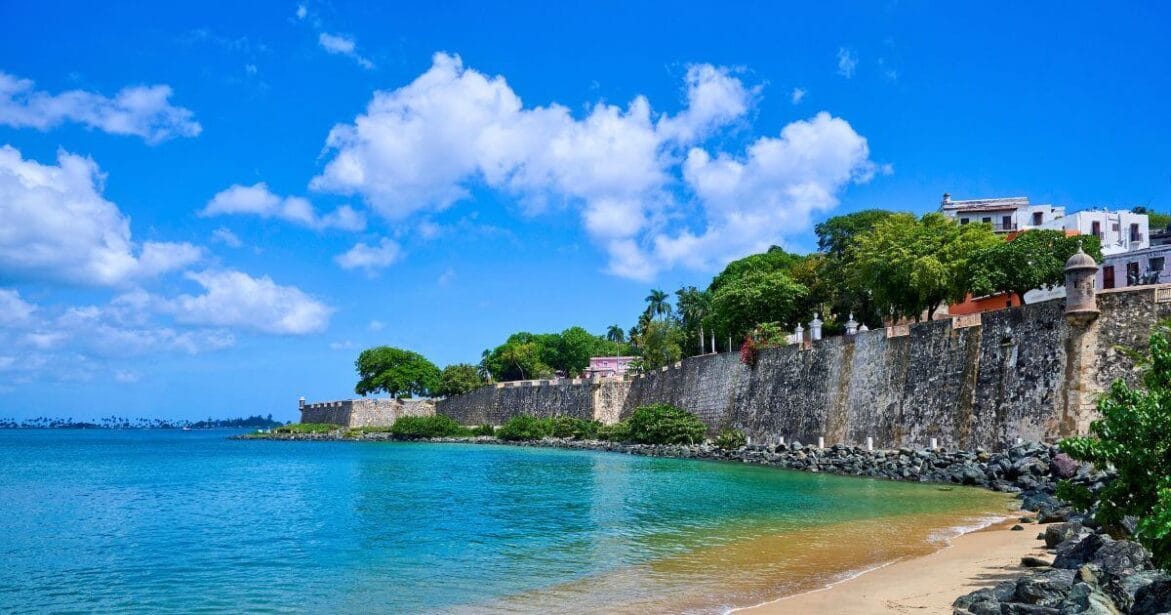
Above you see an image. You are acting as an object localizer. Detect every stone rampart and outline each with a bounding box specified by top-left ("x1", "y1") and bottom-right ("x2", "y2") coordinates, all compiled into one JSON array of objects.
[
  {"x1": 304, "y1": 286, "x2": 1171, "y2": 450},
  {"x1": 300, "y1": 398, "x2": 434, "y2": 428}
]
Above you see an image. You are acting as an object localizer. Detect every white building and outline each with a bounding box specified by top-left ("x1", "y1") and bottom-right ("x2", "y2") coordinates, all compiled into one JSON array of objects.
[
  {"x1": 1099, "y1": 247, "x2": 1169, "y2": 289},
  {"x1": 939, "y1": 194, "x2": 1065, "y2": 232},
  {"x1": 1041, "y1": 209, "x2": 1149, "y2": 256}
]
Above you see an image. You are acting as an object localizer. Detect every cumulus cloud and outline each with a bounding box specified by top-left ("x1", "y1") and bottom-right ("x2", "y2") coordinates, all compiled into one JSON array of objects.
[
  {"x1": 210, "y1": 227, "x2": 243, "y2": 248},
  {"x1": 0, "y1": 71, "x2": 201, "y2": 144},
  {"x1": 0, "y1": 146, "x2": 202, "y2": 287},
  {"x1": 334, "y1": 238, "x2": 402, "y2": 273},
  {"x1": 837, "y1": 47, "x2": 858, "y2": 78},
  {"x1": 201, "y1": 182, "x2": 365, "y2": 231},
  {"x1": 791, "y1": 87, "x2": 806, "y2": 104},
  {"x1": 318, "y1": 32, "x2": 374, "y2": 69},
  {"x1": 0, "y1": 289, "x2": 36, "y2": 326},
  {"x1": 312, "y1": 53, "x2": 878, "y2": 279},
  {"x1": 165, "y1": 270, "x2": 332, "y2": 335}
]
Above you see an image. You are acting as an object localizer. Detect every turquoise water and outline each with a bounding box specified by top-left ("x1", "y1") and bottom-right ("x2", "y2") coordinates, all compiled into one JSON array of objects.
[{"x1": 0, "y1": 430, "x2": 1009, "y2": 613}]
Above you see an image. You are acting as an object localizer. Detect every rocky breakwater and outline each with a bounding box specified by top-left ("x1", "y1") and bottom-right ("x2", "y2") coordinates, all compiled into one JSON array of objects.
[{"x1": 953, "y1": 523, "x2": 1171, "y2": 614}]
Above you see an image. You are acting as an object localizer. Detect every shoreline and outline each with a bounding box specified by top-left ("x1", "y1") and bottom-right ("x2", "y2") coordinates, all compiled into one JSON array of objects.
[{"x1": 733, "y1": 516, "x2": 1046, "y2": 614}]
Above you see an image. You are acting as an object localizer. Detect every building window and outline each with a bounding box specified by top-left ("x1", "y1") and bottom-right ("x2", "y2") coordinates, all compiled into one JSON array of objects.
[
  {"x1": 1127, "y1": 262, "x2": 1140, "y2": 286},
  {"x1": 1001, "y1": 215, "x2": 1012, "y2": 230},
  {"x1": 1103, "y1": 265, "x2": 1115, "y2": 289},
  {"x1": 1131, "y1": 223, "x2": 1142, "y2": 242},
  {"x1": 959, "y1": 218, "x2": 969, "y2": 225},
  {"x1": 1032, "y1": 211, "x2": 1043, "y2": 225},
  {"x1": 1091, "y1": 221, "x2": 1102, "y2": 238},
  {"x1": 1152, "y1": 257, "x2": 1166, "y2": 272},
  {"x1": 981, "y1": 217, "x2": 991, "y2": 224}
]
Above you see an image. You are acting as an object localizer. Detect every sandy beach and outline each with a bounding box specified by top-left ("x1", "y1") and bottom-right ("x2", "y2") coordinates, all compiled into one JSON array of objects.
[{"x1": 738, "y1": 517, "x2": 1048, "y2": 614}]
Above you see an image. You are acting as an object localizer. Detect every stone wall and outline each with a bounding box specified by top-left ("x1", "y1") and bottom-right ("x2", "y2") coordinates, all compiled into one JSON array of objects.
[
  {"x1": 300, "y1": 398, "x2": 434, "y2": 428},
  {"x1": 306, "y1": 286, "x2": 1170, "y2": 449}
]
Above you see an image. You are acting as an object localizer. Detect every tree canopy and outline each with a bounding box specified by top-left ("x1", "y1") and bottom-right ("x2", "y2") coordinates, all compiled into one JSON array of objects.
[
  {"x1": 435, "y1": 363, "x2": 485, "y2": 397},
  {"x1": 708, "y1": 269, "x2": 808, "y2": 342},
  {"x1": 480, "y1": 327, "x2": 629, "y2": 381},
  {"x1": 968, "y1": 230, "x2": 1102, "y2": 304},
  {"x1": 355, "y1": 346, "x2": 441, "y2": 398}
]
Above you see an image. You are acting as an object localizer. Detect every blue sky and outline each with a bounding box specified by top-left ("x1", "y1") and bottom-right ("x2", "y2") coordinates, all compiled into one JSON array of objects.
[{"x1": 1, "y1": 1, "x2": 1168, "y2": 421}]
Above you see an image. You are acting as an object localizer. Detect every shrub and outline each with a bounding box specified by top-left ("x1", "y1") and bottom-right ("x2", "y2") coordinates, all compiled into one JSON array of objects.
[
  {"x1": 275, "y1": 423, "x2": 339, "y2": 434},
  {"x1": 496, "y1": 415, "x2": 553, "y2": 441},
  {"x1": 715, "y1": 428, "x2": 747, "y2": 450},
  {"x1": 597, "y1": 421, "x2": 631, "y2": 442},
  {"x1": 469, "y1": 424, "x2": 496, "y2": 437},
  {"x1": 548, "y1": 416, "x2": 601, "y2": 440},
  {"x1": 626, "y1": 403, "x2": 707, "y2": 445},
  {"x1": 390, "y1": 415, "x2": 468, "y2": 439},
  {"x1": 1059, "y1": 325, "x2": 1171, "y2": 568}
]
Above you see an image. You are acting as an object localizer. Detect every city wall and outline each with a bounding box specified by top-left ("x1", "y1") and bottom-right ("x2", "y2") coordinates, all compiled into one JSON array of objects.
[
  {"x1": 299, "y1": 398, "x2": 434, "y2": 428},
  {"x1": 301, "y1": 286, "x2": 1171, "y2": 450}
]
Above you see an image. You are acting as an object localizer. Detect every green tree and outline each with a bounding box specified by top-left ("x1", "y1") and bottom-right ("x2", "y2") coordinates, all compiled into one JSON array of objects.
[
  {"x1": 851, "y1": 212, "x2": 999, "y2": 321},
  {"x1": 708, "y1": 246, "x2": 804, "y2": 293},
  {"x1": 675, "y1": 286, "x2": 711, "y2": 356},
  {"x1": 436, "y1": 363, "x2": 485, "y2": 397},
  {"x1": 354, "y1": 346, "x2": 441, "y2": 398},
  {"x1": 606, "y1": 324, "x2": 626, "y2": 343},
  {"x1": 633, "y1": 319, "x2": 683, "y2": 370},
  {"x1": 1060, "y1": 325, "x2": 1171, "y2": 567},
  {"x1": 644, "y1": 289, "x2": 672, "y2": 321},
  {"x1": 815, "y1": 209, "x2": 897, "y2": 256},
  {"x1": 968, "y1": 230, "x2": 1103, "y2": 304},
  {"x1": 555, "y1": 326, "x2": 603, "y2": 376},
  {"x1": 708, "y1": 269, "x2": 808, "y2": 343}
]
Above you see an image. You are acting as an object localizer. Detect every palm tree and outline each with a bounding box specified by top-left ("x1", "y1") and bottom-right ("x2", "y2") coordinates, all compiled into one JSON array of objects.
[
  {"x1": 676, "y1": 286, "x2": 710, "y2": 354},
  {"x1": 606, "y1": 324, "x2": 626, "y2": 343},
  {"x1": 644, "y1": 289, "x2": 671, "y2": 321}
]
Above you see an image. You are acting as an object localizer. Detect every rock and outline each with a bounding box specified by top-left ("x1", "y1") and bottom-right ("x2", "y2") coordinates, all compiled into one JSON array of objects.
[
  {"x1": 1038, "y1": 506, "x2": 1073, "y2": 523},
  {"x1": 1000, "y1": 604, "x2": 1061, "y2": 614},
  {"x1": 1107, "y1": 570, "x2": 1171, "y2": 612},
  {"x1": 1091, "y1": 539, "x2": 1151, "y2": 577},
  {"x1": 1060, "y1": 581, "x2": 1123, "y2": 614},
  {"x1": 1014, "y1": 569, "x2": 1075, "y2": 606},
  {"x1": 1133, "y1": 579, "x2": 1171, "y2": 615},
  {"x1": 1045, "y1": 522, "x2": 1086, "y2": 548},
  {"x1": 1012, "y1": 456, "x2": 1049, "y2": 478},
  {"x1": 1013, "y1": 524, "x2": 1026, "y2": 531},
  {"x1": 1022, "y1": 556, "x2": 1052, "y2": 567},
  {"x1": 1023, "y1": 491, "x2": 1062, "y2": 512},
  {"x1": 1054, "y1": 534, "x2": 1112, "y2": 570},
  {"x1": 1049, "y1": 453, "x2": 1080, "y2": 479}
]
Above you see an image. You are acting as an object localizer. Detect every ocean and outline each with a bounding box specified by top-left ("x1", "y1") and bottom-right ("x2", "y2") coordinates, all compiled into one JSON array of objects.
[{"x1": 0, "y1": 429, "x2": 1010, "y2": 613}]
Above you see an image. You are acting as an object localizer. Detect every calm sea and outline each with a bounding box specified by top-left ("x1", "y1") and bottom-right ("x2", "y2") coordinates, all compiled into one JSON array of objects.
[{"x1": 0, "y1": 430, "x2": 1010, "y2": 613}]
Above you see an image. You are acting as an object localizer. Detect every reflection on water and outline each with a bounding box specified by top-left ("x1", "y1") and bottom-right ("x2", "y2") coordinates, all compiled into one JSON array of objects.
[{"x1": 0, "y1": 431, "x2": 1011, "y2": 614}]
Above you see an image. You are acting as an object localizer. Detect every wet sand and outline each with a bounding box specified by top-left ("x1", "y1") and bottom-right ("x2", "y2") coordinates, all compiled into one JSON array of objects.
[{"x1": 737, "y1": 517, "x2": 1047, "y2": 614}]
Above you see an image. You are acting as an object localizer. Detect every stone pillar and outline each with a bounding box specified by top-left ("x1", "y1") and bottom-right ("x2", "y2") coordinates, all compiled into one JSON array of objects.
[
  {"x1": 1061, "y1": 245, "x2": 1101, "y2": 437},
  {"x1": 809, "y1": 313, "x2": 823, "y2": 341},
  {"x1": 845, "y1": 313, "x2": 859, "y2": 336},
  {"x1": 793, "y1": 323, "x2": 804, "y2": 345},
  {"x1": 298, "y1": 396, "x2": 305, "y2": 410}
]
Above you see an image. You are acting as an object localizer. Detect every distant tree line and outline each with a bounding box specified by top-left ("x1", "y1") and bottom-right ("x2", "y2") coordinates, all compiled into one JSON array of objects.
[{"x1": 0, "y1": 414, "x2": 283, "y2": 429}]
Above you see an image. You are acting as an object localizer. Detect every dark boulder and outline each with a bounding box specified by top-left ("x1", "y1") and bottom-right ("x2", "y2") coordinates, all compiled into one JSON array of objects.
[
  {"x1": 1107, "y1": 570, "x2": 1171, "y2": 612},
  {"x1": 1014, "y1": 569, "x2": 1075, "y2": 606},
  {"x1": 1054, "y1": 534, "x2": 1112, "y2": 570},
  {"x1": 1049, "y1": 452, "x2": 1080, "y2": 479},
  {"x1": 1059, "y1": 581, "x2": 1123, "y2": 614},
  {"x1": 1133, "y1": 579, "x2": 1171, "y2": 615},
  {"x1": 1045, "y1": 522, "x2": 1086, "y2": 548},
  {"x1": 1091, "y1": 539, "x2": 1151, "y2": 577}
]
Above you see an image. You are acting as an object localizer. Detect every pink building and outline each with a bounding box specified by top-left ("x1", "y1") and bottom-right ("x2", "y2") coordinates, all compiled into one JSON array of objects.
[{"x1": 583, "y1": 356, "x2": 634, "y2": 378}]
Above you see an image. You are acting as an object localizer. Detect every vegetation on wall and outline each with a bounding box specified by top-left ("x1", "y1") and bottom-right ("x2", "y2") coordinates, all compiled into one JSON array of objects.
[
  {"x1": 435, "y1": 363, "x2": 485, "y2": 397},
  {"x1": 968, "y1": 230, "x2": 1102, "y2": 304},
  {"x1": 355, "y1": 346, "x2": 442, "y2": 398},
  {"x1": 1059, "y1": 325, "x2": 1171, "y2": 568}
]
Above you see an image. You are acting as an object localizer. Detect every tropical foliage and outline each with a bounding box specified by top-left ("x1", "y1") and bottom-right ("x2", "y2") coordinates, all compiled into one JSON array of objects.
[
  {"x1": 625, "y1": 403, "x2": 707, "y2": 445},
  {"x1": 435, "y1": 363, "x2": 486, "y2": 397},
  {"x1": 389, "y1": 415, "x2": 468, "y2": 439},
  {"x1": 355, "y1": 346, "x2": 441, "y2": 398},
  {"x1": 968, "y1": 230, "x2": 1102, "y2": 304}
]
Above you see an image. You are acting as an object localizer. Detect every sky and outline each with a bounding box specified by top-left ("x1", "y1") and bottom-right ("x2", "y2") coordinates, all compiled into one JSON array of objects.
[{"x1": 1, "y1": 1, "x2": 1169, "y2": 421}]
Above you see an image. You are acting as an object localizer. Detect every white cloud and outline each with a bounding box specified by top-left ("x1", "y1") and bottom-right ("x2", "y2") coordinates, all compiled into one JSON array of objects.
[
  {"x1": 295, "y1": 4, "x2": 307, "y2": 19},
  {"x1": 791, "y1": 87, "x2": 806, "y2": 104},
  {"x1": 165, "y1": 270, "x2": 332, "y2": 335},
  {"x1": 114, "y1": 369, "x2": 141, "y2": 383},
  {"x1": 210, "y1": 227, "x2": 243, "y2": 248},
  {"x1": 334, "y1": 238, "x2": 402, "y2": 273},
  {"x1": 328, "y1": 340, "x2": 355, "y2": 351},
  {"x1": 0, "y1": 146, "x2": 202, "y2": 287},
  {"x1": 201, "y1": 182, "x2": 365, "y2": 231},
  {"x1": 837, "y1": 47, "x2": 858, "y2": 78},
  {"x1": 318, "y1": 32, "x2": 374, "y2": 69},
  {"x1": 0, "y1": 289, "x2": 36, "y2": 326},
  {"x1": 368, "y1": 319, "x2": 385, "y2": 332},
  {"x1": 0, "y1": 71, "x2": 201, "y2": 144},
  {"x1": 312, "y1": 53, "x2": 878, "y2": 280}
]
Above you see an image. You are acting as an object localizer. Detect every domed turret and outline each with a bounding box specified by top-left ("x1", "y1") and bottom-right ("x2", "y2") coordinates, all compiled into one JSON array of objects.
[{"x1": 1064, "y1": 243, "x2": 1099, "y2": 324}]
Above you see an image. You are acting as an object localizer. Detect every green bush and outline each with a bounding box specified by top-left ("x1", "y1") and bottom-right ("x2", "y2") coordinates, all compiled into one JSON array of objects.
[
  {"x1": 1060, "y1": 325, "x2": 1171, "y2": 568},
  {"x1": 390, "y1": 415, "x2": 469, "y2": 439},
  {"x1": 715, "y1": 428, "x2": 747, "y2": 450},
  {"x1": 469, "y1": 424, "x2": 496, "y2": 437},
  {"x1": 549, "y1": 416, "x2": 601, "y2": 440},
  {"x1": 626, "y1": 403, "x2": 707, "y2": 445},
  {"x1": 275, "y1": 423, "x2": 339, "y2": 434},
  {"x1": 496, "y1": 415, "x2": 553, "y2": 441},
  {"x1": 597, "y1": 421, "x2": 631, "y2": 442}
]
